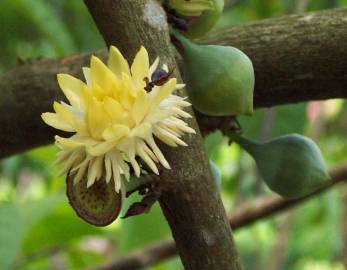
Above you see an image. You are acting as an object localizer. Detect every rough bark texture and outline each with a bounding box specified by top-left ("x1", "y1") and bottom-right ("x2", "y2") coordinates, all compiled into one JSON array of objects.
[
  {"x1": 92, "y1": 162, "x2": 347, "y2": 270},
  {"x1": 0, "y1": 8, "x2": 346, "y2": 158},
  {"x1": 82, "y1": 1, "x2": 241, "y2": 269}
]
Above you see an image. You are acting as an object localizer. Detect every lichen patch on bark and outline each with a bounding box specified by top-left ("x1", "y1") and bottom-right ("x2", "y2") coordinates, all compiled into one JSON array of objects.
[{"x1": 143, "y1": 0, "x2": 167, "y2": 31}]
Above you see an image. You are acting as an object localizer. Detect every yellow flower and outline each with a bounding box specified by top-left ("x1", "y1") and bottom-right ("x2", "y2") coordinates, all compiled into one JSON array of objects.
[
  {"x1": 168, "y1": 0, "x2": 215, "y2": 16},
  {"x1": 42, "y1": 46, "x2": 195, "y2": 193}
]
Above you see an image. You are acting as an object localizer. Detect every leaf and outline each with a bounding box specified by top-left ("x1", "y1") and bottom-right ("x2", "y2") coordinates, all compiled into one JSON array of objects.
[
  {"x1": 122, "y1": 192, "x2": 157, "y2": 219},
  {"x1": 271, "y1": 103, "x2": 307, "y2": 137},
  {"x1": 203, "y1": 130, "x2": 225, "y2": 156},
  {"x1": 16, "y1": 0, "x2": 77, "y2": 54},
  {"x1": 239, "y1": 103, "x2": 307, "y2": 140},
  {"x1": 18, "y1": 193, "x2": 65, "y2": 228},
  {"x1": 0, "y1": 194, "x2": 64, "y2": 269},
  {"x1": 22, "y1": 203, "x2": 102, "y2": 253},
  {"x1": 0, "y1": 203, "x2": 25, "y2": 270},
  {"x1": 209, "y1": 159, "x2": 221, "y2": 189},
  {"x1": 118, "y1": 194, "x2": 170, "y2": 254}
]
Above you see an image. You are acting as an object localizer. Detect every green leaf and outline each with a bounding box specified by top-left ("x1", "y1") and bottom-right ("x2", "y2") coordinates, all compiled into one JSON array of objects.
[
  {"x1": 16, "y1": 0, "x2": 77, "y2": 55},
  {"x1": 22, "y1": 202, "x2": 102, "y2": 252},
  {"x1": 239, "y1": 103, "x2": 307, "y2": 140},
  {"x1": 18, "y1": 193, "x2": 65, "y2": 228},
  {"x1": 271, "y1": 103, "x2": 307, "y2": 137},
  {"x1": 204, "y1": 130, "x2": 225, "y2": 156},
  {"x1": 0, "y1": 203, "x2": 25, "y2": 270},
  {"x1": 209, "y1": 159, "x2": 222, "y2": 189},
  {"x1": 118, "y1": 195, "x2": 170, "y2": 253}
]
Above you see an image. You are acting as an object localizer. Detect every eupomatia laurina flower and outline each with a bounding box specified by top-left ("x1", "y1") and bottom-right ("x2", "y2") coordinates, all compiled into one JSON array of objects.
[{"x1": 42, "y1": 46, "x2": 195, "y2": 194}]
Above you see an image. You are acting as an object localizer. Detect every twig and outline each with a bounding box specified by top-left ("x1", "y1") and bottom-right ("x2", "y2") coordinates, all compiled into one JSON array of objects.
[
  {"x1": 1, "y1": 8, "x2": 347, "y2": 158},
  {"x1": 13, "y1": 246, "x2": 63, "y2": 269},
  {"x1": 92, "y1": 239, "x2": 176, "y2": 270},
  {"x1": 83, "y1": 1, "x2": 241, "y2": 269},
  {"x1": 91, "y1": 162, "x2": 347, "y2": 270}
]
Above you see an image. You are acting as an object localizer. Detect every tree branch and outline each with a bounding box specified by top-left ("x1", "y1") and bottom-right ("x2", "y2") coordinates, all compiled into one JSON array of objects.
[
  {"x1": 200, "y1": 7, "x2": 347, "y2": 108},
  {"x1": 91, "y1": 162, "x2": 347, "y2": 270},
  {"x1": 82, "y1": 1, "x2": 241, "y2": 269},
  {"x1": 0, "y1": 8, "x2": 346, "y2": 157}
]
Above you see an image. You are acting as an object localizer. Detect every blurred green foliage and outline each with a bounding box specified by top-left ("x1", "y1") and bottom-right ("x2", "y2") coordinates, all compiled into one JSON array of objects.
[{"x1": 1, "y1": 0, "x2": 347, "y2": 269}]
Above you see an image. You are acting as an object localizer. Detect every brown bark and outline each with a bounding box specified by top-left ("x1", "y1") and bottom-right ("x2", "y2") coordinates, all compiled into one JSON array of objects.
[
  {"x1": 0, "y1": 8, "x2": 347, "y2": 158},
  {"x1": 92, "y1": 162, "x2": 347, "y2": 270},
  {"x1": 82, "y1": 1, "x2": 241, "y2": 269}
]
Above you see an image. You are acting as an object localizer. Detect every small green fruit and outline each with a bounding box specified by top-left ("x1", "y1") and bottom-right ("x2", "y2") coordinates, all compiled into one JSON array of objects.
[
  {"x1": 186, "y1": 0, "x2": 224, "y2": 38},
  {"x1": 209, "y1": 159, "x2": 221, "y2": 189},
  {"x1": 66, "y1": 172, "x2": 122, "y2": 226},
  {"x1": 235, "y1": 134, "x2": 331, "y2": 199},
  {"x1": 168, "y1": 0, "x2": 215, "y2": 17},
  {"x1": 175, "y1": 33, "x2": 254, "y2": 116}
]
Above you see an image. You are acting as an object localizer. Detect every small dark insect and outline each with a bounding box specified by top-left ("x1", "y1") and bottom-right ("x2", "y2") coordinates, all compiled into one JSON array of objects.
[
  {"x1": 163, "y1": 3, "x2": 193, "y2": 32},
  {"x1": 144, "y1": 68, "x2": 174, "y2": 92},
  {"x1": 168, "y1": 15, "x2": 189, "y2": 31}
]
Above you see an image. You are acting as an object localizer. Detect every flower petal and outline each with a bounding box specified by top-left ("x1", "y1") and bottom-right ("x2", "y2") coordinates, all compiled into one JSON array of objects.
[
  {"x1": 111, "y1": 161, "x2": 121, "y2": 192},
  {"x1": 57, "y1": 74, "x2": 85, "y2": 109},
  {"x1": 105, "y1": 153, "x2": 112, "y2": 183},
  {"x1": 87, "y1": 97, "x2": 111, "y2": 140},
  {"x1": 41, "y1": 112, "x2": 74, "y2": 132},
  {"x1": 103, "y1": 96, "x2": 127, "y2": 124},
  {"x1": 136, "y1": 141, "x2": 159, "y2": 175},
  {"x1": 149, "y1": 57, "x2": 160, "y2": 77},
  {"x1": 102, "y1": 124, "x2": 130, "y2": 141},
  {"x1": 112, "y1": 150, "x2": 130, "y2": 180},
  {"x1": 131, "y1": 46, "x2": 149, "y2": 87},
  {"x1": 146, "y1": 134, "x2": 171, "y2": 169},
  {"x1": 87, "y1": 140, "x2": 118, "y2": 156},
  {"x1": 129, "y1": 123, "x2": 152, "y2": 139},
  {"x1": 155, "y1": 126, "x2": 188, "y2": 146},
  {"x1": 58, "y1": 150, "x2": 83, "y2": 176},
  {"x1": 55, "y1": 135, "x2": 98, "y2": 149},
  {"x1": 149, "y1": 78, "x2": 177, "y2": 111},
  {"x1": 82, "y1": 67, "x2": 92, "y2": 86},
  {"x1": 54, "y1": 102, "x2": 88, "y2": 134},
  {"x1": 122, "y1": 140, "x2": 141, "y2": 177},
  {"x1": 73, "y1": 158, "x2": 89, "y2": 185},
  {"x1": 132, "y1": 89, "x2": 149, "y2": 125},
  {"x1": 108, "y1": 46, "x2": 131, "y2": 78},
  {"x1": 90, "y1": 55, "x2": 119, "y2": 95},
  {"x1": 87, "y1": 156, "x2": 103, "y2": 187}
]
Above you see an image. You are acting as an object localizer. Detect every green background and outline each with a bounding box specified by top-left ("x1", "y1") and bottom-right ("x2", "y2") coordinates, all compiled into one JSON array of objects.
[{"x1": 1, "y1": 0, "x2": 347, "y2": 269}]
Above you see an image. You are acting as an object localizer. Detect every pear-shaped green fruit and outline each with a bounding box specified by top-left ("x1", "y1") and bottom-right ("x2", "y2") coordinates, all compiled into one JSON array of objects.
[
  {"x1": 186, "y1": 0, "x2": 224, "y2": 39},
  {"x1": 175, "y1": 33, "x2": 254, "y2": 116},
  {"x1": 209, "y1": 159, "x2": 221, "y2": 189},
  {"x1": 234, "y1": 134, "x2": 331, "y2": 199},
  {"x1": 66, "y1": 172, "x2": 122, "y2": 226}
]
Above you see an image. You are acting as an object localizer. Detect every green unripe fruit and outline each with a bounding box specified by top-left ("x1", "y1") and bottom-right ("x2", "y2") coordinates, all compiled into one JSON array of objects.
[
  {"x1": 235, "y1": 134, "x2": 331, "y2": 199},
  {"x1": 175, "y1": 33, "x2": 254, "y2": 116},
  {"x1": 186, "y1": 0, "x2": 224, "y2": 39},
  {"x1": 209, "y1": 159, "x2": 221, "y2": 189},
  {"x1": 168, "y1": 0, "x2": 215, "y2": 17},
  {"x1": 66, "y1": 172, "x2": 122, "y2": 226}
]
